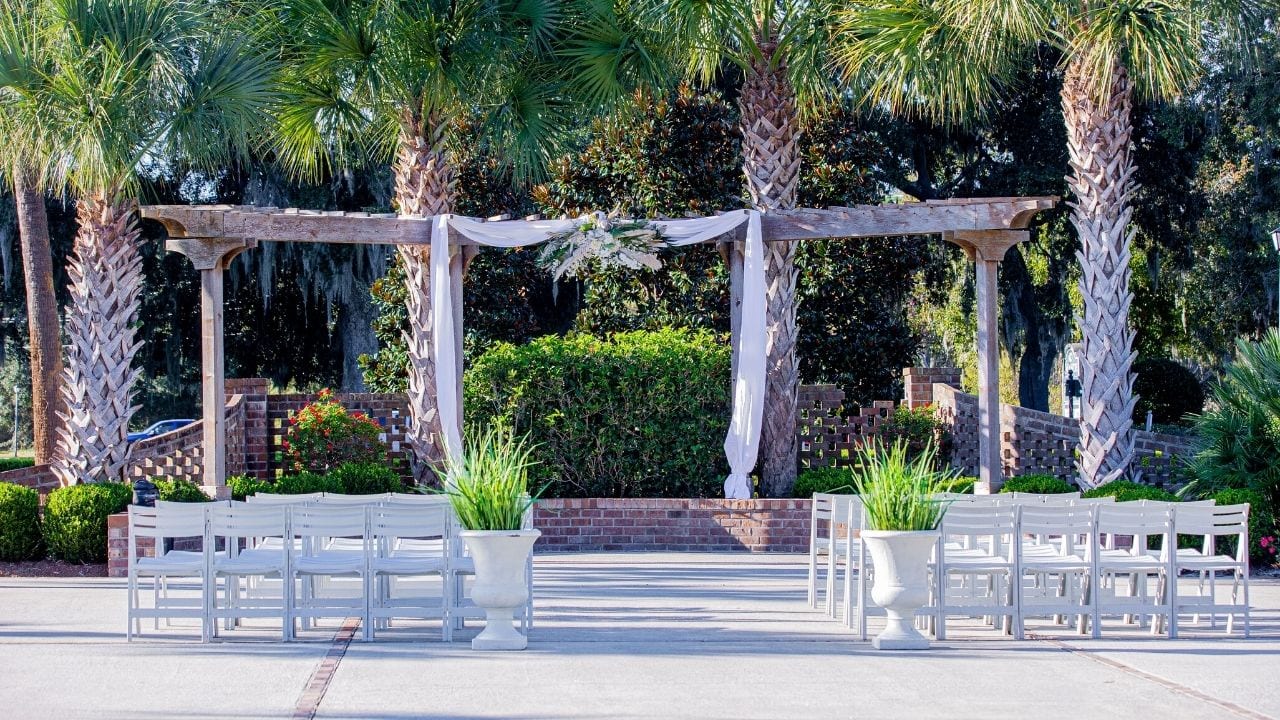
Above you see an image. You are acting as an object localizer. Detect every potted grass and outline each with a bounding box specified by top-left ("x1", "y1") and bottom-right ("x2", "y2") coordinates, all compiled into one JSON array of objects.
[
  {"x1": 443, "y1": 428, "x2": 542, "y2": 651},
  {"x1": 853, "y1": 438, "x2": 951, "y2": 650}
]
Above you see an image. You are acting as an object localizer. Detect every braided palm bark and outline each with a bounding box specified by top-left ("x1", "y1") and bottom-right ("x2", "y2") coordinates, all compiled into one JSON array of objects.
[
  {"x1": 740, "y1": 43, "x2": 802, "y2": 496},
  {"x1": 1062, "y1": 59, "x2": 1139, "y2": 488},
  {"x1": 52, "y1": 195, "x2": 143, "y2": 485}
]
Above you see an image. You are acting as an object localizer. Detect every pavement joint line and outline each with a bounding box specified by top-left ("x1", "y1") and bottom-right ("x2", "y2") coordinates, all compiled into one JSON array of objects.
[
  {"x1": 292, "y1": 617, "x2": 358, "y2": 720},
  {"x1": 1032, "y1": 635, "x2": 1276, "y2": 720}
]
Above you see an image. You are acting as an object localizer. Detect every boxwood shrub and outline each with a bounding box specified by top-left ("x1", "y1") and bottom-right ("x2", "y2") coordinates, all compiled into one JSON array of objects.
[
  {"x1": 43, "y1": 483, "x2": 132, "y2": 563},
  {"x1": 793, "y1": 466, "x2": 856, "y2": 497},
  {"x1": 329, "y1": 462, "x2": 402, "y2": 495},
  {"x1": 0, "y1": 482, "x2": 42, "y2": 561},
  {"x1": 465, "y1": 329, "x2": 730, "y2": 498},
  {"x1": 0, "y1": 457, "x2": 35, "y2": 473},
  {"x1": 154, "y1": 478, "x2": 212, "y2": 503},
  {"x1": 228, "y1": 474, "x2": 268, "y2": 501},
  {"x1": 1209, "y1": 488, "x2": 1277, "y2": 566},
  {"x1": 1000, "y1": 474, "x2": 1077, "y2": 494},
  {"x1": 1081, "y1": 480, "x2": 1178, "y2": 503}
]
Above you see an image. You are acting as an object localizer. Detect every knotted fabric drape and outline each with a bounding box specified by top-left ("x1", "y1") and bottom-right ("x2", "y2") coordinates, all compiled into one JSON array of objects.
[{"x1": 428, "y1": 210, "x2": 764, "y2": 499}]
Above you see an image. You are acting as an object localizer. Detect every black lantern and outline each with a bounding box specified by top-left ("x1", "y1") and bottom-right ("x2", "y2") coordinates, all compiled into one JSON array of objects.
[
  {"x1": 133, "y1": 477, "x2": 158, "y2": 507},
  {"x1": 1064, "y1": 370, "x2": 1082, "y2": 419}
]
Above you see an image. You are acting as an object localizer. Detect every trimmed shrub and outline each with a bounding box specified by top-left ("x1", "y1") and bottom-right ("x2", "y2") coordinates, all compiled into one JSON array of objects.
[
  {"x1": 154, "y1": 478, "x2": 212, "y2": 503},
  {"x1": 43, "y1": 483, "x2": 132, "y2": 563},
  {"x1": 937, "y1": 476, "x2": 976, "y2": 494},
  {"x1": 273, "y1": 472, "x2": 343, "y2": 495},
  {"x1": 793, "y1": 466, "x2": 856, "y2": 497},
  {"x1": 330, "y1": 462, "x2": 401, "y2": 495},
  {"x1": 0, "y1": 457, "x2": 35, "y2": 473},
  {"x1": 0, "y1": 482, "x2": 42, "y2": 561},
  {"x1": 283, "y1": 389, "x2": 387, "y2": 473},
  {"x1": 1209, "y1": 488, "x2": 1277, "y2": 566},
  {"x1": 465, "y1": 329, "x2": 731, "y2": 498},
  {"x1": 228, "y1": 474, "x2": 269, "y2": 501},
  {"x1": 1000, "y1": 474, "x2": 1077, "y2": 494},
  {"x1": 1133, "y1": 358, "x2": 1204, "y2": 426},
  {"x1": 1081, "y1": 480, "x2": 1178, "y2": 503}
]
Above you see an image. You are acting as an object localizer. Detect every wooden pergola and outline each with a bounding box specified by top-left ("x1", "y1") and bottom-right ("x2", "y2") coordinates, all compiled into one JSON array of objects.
[{"x1": 142, "y1": 196, "x2": 1056, "y2": 495}]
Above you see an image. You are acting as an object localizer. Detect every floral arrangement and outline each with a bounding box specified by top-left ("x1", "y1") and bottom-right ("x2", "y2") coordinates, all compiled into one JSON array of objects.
[
  {"x1": 283, "y1": 388, "x2": 388, "y2": 473},
  {"x1": 537, "y1": 212, "x2": 668, "y2": 281}
]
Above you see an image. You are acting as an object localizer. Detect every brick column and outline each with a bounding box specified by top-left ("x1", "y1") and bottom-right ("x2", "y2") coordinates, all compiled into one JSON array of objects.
[
  {"x1": 226, "y1": 378, "x2": 270, "y2": 480},
  {"x1": 902, "y1": 367, "x2": 962, "y2": 408}
]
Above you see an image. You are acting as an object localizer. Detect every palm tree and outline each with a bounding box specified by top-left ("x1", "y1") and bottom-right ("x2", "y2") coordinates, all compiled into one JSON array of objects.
[
  {"x1": 832, "y1": 0, "x2": 1267, "y2": 488},
  {"x1": 596, "y1": 0, "x2": 835, "y2": 496},
  {"x1": 0, "y1": 4, "x2": 64, "y2": 464},
  {"x1": 0, "y1": 0, "x2": 275, "y2": 485},
  {"x1": 273, "y1": 0, "x2": 578, "y2": 482}
]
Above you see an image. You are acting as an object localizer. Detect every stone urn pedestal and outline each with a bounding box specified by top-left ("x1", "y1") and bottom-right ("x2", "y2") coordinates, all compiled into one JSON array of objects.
[
  {"x1": 460, "y1": 529, "x2": 540, "y2": 651},
  {"x1": 862, "y1": 530, "x2": 939, "y2": 650}
]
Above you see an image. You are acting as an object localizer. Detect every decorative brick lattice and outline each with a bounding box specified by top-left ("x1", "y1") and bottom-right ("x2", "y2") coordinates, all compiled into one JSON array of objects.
[{"x1": 796, "y1": 385, "x2": 896, "y2": 469}]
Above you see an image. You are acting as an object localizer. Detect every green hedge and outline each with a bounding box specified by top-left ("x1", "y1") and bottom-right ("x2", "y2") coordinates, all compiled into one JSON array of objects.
[
  {"x1": 0, "y1": 457, "x2": 35, "y2": 473},
  {"x1": 329, "y1": 462, "x2": 402, "y2": 495},
  {"x1": 1209, "y1": 488, "x2": 1277, "y2": 566},
  {"x1": 465, "y1": 329, "x2": 731, "y2": 498},
  {"x1": 43, "y1": 483, "x2": 132, "y2": 563},
  {"x1": 0, "y1": 482, "x2": 42, "y2": 561},
  {"x1": 1000, "y1": 474, "x2": 1078, "y2": 494},
  {"x1": 793, "y1": 466, "x2": 856, "y2": 497},
  {"x1": 155, "y1": 478, "x2": 212, "y2": 503},
  {"x1": 1081, "y1": 480, "x2": 1178, "y2": 503}
]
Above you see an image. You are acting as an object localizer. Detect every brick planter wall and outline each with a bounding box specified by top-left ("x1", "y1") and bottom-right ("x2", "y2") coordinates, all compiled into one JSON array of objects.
[
  {"x1": 533, "y1": 498, "x2": 810, "y2": 553},
  {"x1": 108, "y1": 513, "x2": 152, "y2": 578}
]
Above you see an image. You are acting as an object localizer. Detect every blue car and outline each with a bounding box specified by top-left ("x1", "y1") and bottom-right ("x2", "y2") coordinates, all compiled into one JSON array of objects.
[{"x1": 127, "y1": 419, "x2": 196, "y2": 443}]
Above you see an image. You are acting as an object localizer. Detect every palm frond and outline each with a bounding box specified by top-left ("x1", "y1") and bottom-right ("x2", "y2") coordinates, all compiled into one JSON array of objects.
[{"x1": 1070, "y1": 0, "x2": 1200, "y2": 103}]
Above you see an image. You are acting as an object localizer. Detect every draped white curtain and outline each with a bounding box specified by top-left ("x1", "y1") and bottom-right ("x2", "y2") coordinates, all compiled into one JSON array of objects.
[{"x1": 429, "y1": 210, "x2": 764, "y2": 499}]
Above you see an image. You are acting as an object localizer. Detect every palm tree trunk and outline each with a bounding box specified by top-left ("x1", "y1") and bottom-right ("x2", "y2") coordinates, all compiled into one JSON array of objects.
[
  {"x1": 1062, "y1": 58, "x2": 1139, "y2": 488},
  {"x1": 51, "y1": 194, "x2": 143, "y2": 485},
  {"x1": 12, "y1": 169, "x2": 63, "y2": 464},
  {"x1": 740, "y1": 44, "x2": 801, "y2": 497},
  {"x1": 395, "y1": 111, "x2": 455, "y2": 484}
]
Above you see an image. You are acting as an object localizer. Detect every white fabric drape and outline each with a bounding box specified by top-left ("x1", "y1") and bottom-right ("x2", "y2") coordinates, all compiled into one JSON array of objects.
[{"x1": 429, "y1": 210, "x2": 764, "y2": 499}]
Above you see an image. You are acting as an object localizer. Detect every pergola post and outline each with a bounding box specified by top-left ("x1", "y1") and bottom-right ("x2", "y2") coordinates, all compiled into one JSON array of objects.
[
  {"x1": 167, "y1": 237, "x2": 256, "y2": 497},
  {"x1": 950, "y1": 230, "x2": 1027, "y2": 494}
]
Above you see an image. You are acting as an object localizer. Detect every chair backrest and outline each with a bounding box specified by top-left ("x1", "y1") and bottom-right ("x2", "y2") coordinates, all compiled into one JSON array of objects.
[
  {"x1": 1175, "y1": 502, "x2": 1249, "y2": 539},
  {"x1": 1071, "y1": 496, "x2": 1116, "y2": 506},
  {"x1": 387, "y1": 492, "x2": 450, "y2": 505},
  {"x1": 247, "y1": 492, "x2": 320, "y2": 505},
  {"x1": 812, "y1": 493, "x2": 836, "y2": 521},
  {"x1": 1095, "y1": 502, "x2": 1173, "y2": 539},
  {"x1": 934, "y1": 492, "x2": 992, "y2": 503},
  {"x1": 369, "y1": 504, "x2": 450, "y2": 541},
  {"x1": 942, "y1": 503, "x2": 1018, "y2": 535},
  {"x1": 317, "y1": 493, "x2": 391, "y2": 505},
  {"x1": 1004, "y1": 491, "x2": 1082, "y2": 502},
  {"x1": 210, "y1": 501, "x2": 288, "y2": 538},
  {"x1": 130, "y1": 502, "x2": 206, "y2": 540},
  {"x1": 1018, "y1": 503, "x2": 1096, "y2": 556},
  {"x1": 290, "y1": 504, "x2": 367, "y2": 539}
]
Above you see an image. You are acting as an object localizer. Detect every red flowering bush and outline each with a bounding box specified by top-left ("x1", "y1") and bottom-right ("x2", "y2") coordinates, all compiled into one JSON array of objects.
[{"x1": 284, "y1": 389, "x2": 387, "y2": 473}]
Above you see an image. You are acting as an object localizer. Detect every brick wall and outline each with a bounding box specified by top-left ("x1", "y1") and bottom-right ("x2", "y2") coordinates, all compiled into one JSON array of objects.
[
  {"x1": 534, "y1": 498, "x2": 810, "y2": 552},
  {"x1": 796, "y1": 385, "x2": 895, "y2": 469},
  {"x1": 933, "y1": 382, "x2": 1199, "y2": 487},
  {"x1": 0, "y1": 463, "x2": 60, "y2": 495},
  {"x1": 107, "y1": 513, "x2": 152, "y2": 578},
  {"x1": 903, "y1": 367, "x2": 962, "y2": 409},
  {"x1": 227, "y1": 378, "x2": 269, "y2": 479}
]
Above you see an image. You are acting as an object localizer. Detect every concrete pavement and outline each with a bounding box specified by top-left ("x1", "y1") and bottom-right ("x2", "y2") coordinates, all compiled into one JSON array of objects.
[{"x1": 1, "y1": 553, "x2": 1276, "y2": 720}]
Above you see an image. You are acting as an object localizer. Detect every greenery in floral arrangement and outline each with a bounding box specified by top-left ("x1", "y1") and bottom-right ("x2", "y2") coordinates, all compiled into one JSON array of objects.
[
  {"x1": 440, "y1": 427, "x2": 541, "y2": 532},
  {"x1": 852, "y1": 439, "x2": 954, "y2": 532},
  {"x1": 1000, "y1": 474, "x2": 1077, "y2": 494},
  {"x1": 283, "y1": 389, "x2": 387, "y2": 473},
  {"x1": 537, "y1": 214, "x2": 668, "y2": 282},
  {"x1": 792, "y1": 466, "x2": 856, "y2": 497}
]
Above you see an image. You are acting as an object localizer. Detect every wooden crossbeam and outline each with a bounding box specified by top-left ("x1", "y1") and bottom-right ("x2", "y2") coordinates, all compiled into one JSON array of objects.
[{"x1": 141, "y1": 196, "x2": 1056, "y2": 246}]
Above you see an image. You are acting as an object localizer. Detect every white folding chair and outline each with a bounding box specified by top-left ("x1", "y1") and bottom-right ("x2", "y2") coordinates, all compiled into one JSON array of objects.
[
  {"x1": 208, "y1": 502, "x2": 293, "y2": 640},
  {"x1": 288, "y1": 504, "x2": 371, "y2": 640},
  {"x1": 246, "y1": 492, "x2": 321, "y2": 504},
  {"x1": 367, "y1": 504, "x2": 452, "y2": 640},
  {"x1": 1091, "y1": 502, "x2": 1175, "y2": 638},
  {"x1": 127, "y1": 503, "x2": 218, "y2": 641},
  {"x1": 934, "y1": 503, "x2": 1018, "y2": 640},
  {"x1": 808, "y1": 493, "x2": 855, "y2": 612},
  {"x1": 1015, "y1": 503, "x2": 1095, "y2": 638},
  {"x1": 317, "y1": 493, "x2": 392, "y2": 505},
  {"x1": 837, "y1": 496, "x2": 871, "y2": 638},
  {"x1": 1172, "y1": 502, "x2": 1251, "y2": 636}
]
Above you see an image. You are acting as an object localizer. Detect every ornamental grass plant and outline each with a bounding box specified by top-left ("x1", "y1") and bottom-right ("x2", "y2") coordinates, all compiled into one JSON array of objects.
[
  {"x1": 441, "y1": 427, "x2": 541, "y2": 532},
  {"x1": 852, "y1": 439, "x2": 952, "y2": 532}
]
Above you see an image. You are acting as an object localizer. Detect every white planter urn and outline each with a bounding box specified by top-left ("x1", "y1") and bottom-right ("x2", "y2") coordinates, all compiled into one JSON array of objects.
[
  {"x1": 862, "y1": 530, "x2": 939, "y2": 650},
  {"x1": 460, "y1": 529, "x2": 540, "y2": 651}
]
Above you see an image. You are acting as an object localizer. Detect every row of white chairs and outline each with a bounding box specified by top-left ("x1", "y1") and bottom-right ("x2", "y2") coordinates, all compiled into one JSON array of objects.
[
  {"x1": 809, "y1": 492, "x2": 1252, "y2": 640},
  {"x1": 126, "y1": 492, "x2": 533, "y2": 642}
]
